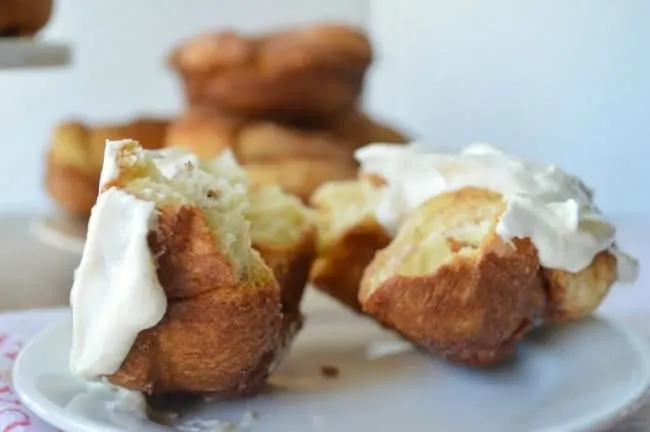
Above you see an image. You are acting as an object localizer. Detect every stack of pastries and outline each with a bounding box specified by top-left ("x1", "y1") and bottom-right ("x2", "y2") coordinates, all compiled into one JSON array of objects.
[
  {"x1": 44, "y1": 24, "x2": 407, "y2": 218},
  {"x1": 165, "y1": 24, "x2": 407, "y2": 201}
]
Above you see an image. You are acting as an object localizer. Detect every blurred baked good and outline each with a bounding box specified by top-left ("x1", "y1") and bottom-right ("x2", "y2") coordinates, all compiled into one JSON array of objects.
[
  {"x1": 45, "y1": 118, "x2": 169, "y2": 217},
  {"x1": 168, "y1": 24, "x2": 372, "y2": 121},
  {"x1": 325, "y1": 110, "x2": 408, "y2": 150},
  {"x1": 71, "y1": 140, "x2": 314, "y2": 395},
  {"x1": 0, "y1": 0, "x2": 52, "y2": 37},
  {"x1": 163, "y1": 107, "x2": 243, "y2": 159}
]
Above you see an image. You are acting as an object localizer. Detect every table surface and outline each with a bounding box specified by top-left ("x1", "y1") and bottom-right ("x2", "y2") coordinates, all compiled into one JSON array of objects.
[{"x1": 0, "y1": 214, "x2": 648, "y2": 430}]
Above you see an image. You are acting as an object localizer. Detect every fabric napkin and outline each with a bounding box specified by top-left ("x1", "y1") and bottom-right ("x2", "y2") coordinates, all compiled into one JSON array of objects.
[{"x1": 0, "y1": 308, "x2": 67, "y2": 432}]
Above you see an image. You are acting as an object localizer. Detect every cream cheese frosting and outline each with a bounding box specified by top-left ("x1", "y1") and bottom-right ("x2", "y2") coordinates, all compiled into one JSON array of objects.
[
  {"x1": 355, "y1": 142, "x2": 638, "y2": 281},
  {"x1": 71, "y1": 141, "x2": 167, "y2": 380},
  {"x1": 69, "y1": 187, "x2": 166, "y2": 379},
  {"x1": 70, "y1": 142, "x2": 254, "y2": 381}
]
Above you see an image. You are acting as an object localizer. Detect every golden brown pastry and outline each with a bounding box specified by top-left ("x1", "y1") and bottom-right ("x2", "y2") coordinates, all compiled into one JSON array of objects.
[
  {"x1": 75, "y1": 140, "x2": 314, "y2": 395},
  {"x1": 45, "y1": 118, "x2": 169, "y2": 217},
  {"x1": 0, "y1": 0, "x2": 52, "y2": 37},
  {"x1": 246, "y1": 184, "x2": 316, "y2": 335},
  {"x1": 168, "y1": 24, "x2": 372, "y2": 121},
  {"x1": 359, "y1": 188, "x2": 619, "y2": 366},
  {"x1": 309, "y1": 179, "x2": 390, "y2": 310},
  {"x1": 237, "y1": 122, "x2": 354, "y2": 162},
  {"x1": 163, "y1": 107, "x2": 243, "y2": 159}
]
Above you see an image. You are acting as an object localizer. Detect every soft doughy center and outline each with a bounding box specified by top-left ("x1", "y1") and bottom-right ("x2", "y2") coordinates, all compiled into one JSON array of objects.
[
  {"x1": 107, "y1": 142, "x2": 258, "y2": 280},
  {"x1": 364, "y1": 188, "x2": 506, "y2": 294},
  {"x1": 246, "y1": 185, "x2": 312, "y2": 247},
  {"x1": 311, "y1": 180, "x2": 385, "y2": 253}
]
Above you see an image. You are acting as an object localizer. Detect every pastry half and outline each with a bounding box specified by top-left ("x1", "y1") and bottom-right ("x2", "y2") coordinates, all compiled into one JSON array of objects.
[
  {"x1": 359, "y1": 187, "x2": 619, "y2": 365},
  {"x1": 71, "y1": 140, "x2": 313, "y2": 396}
]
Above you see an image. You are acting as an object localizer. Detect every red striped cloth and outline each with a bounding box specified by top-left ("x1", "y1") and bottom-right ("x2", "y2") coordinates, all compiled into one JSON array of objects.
[{"x1": 0, "y1": 309, "x2": 67, "y2": 432}]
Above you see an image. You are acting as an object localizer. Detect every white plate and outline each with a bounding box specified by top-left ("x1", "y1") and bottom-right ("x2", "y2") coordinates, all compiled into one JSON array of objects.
[{"x1": 13, "y1": 306, "x2": 650, "y2": 432}]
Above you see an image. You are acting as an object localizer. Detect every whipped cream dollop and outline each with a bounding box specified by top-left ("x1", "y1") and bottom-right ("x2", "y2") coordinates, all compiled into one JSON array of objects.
[
  {"x1": 356, "y1": 143, "x2": 638, "y2": 281},
  {"x1": 71, "y1": 141, "x2": 168, "y2": 379}
]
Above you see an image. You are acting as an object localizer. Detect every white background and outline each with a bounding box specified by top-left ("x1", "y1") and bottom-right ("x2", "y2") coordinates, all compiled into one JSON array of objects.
[
  {"x1": 367, "y1": 0, "x2": 650, "y2": 215},
  {"x1": 0, "y1": 0, "x2": 648, "y2": 216}
]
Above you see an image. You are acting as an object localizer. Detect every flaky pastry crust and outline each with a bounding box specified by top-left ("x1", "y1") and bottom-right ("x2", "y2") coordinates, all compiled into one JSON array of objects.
[
  {"x1": 107, "y1": 205, "x2": 282, "y2": 395},
  {"x1": 245, "y1": 159, "x2": 357, "y2": 203}
]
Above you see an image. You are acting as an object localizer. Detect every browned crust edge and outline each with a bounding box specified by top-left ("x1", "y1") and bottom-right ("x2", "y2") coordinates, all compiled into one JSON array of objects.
[
  {"x1": 310, "y1": 219, "x2": 391, "y2": 312},
  {"x1": 360, "y1": 234, "x2": 547, "y2": 366},
  {"x1": 108, "y1": 205, "x2": 283, "y2": 396}
]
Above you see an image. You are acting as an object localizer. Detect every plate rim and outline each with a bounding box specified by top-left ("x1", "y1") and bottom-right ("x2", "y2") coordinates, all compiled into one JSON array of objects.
[
  {"x1": 30, "y1": 216, "x2": 85, "y2": 255},
  {"x1": 13, "y1": 319, "x2": 123, "y2": 432},
  {"x1": 12, "y1": 315, "x2": 650, "y2": 432}
]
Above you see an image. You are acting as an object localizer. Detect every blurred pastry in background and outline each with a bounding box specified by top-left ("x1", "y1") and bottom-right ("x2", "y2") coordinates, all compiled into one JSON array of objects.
[
  {"x1": 164, "y1": 22, "x2": 407, "y2": 202},
  {"x1": 45, "y1": 118, "x2": 169, "y2": 217},
  {"x1": 239, "y1": 123, "x2": 358, "y2": 200},
  {"x1": 318, "y1": 109, "x2": 407, "y2": 151},
  {"x1": 165, "y1": 107, "x2": 403, "y2": 201},
  {"x1": 0, "y1": 0, "x2": 52, "y2": 37},
  {"x1": 163, "y1": 107, "x2": 243, "y2": 159},
  {"x1": 168, "y1": 24, "x2": 372, "y2": 122},
  {"x1": 43, "y1": 22, "x2": 408, "y2": 222}
]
